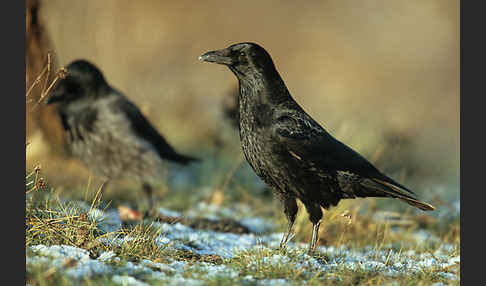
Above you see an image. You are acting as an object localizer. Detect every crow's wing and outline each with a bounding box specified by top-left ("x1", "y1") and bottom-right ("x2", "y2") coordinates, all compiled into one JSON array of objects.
[
  {"x1": 273, "y1": 110, "x2": 434, "y2": 211},
  {"x1": 111, "y1": 95, "x2": 198, "y2": 165},
  {"x1": 274, "y1": 111, "x2": 382, "y2": 178}
]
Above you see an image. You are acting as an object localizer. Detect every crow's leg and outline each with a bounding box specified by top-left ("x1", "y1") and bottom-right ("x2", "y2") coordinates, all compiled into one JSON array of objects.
[
  {"x1": 309, "y1": 221, "x2": 322, "y2": 254},
  {"x1": 304, "y1": 202, "x2": 323, "y2": 254},
  {"x1": 280, "y1": 196, "x2": 298, "y2": 249},
  {"x1": 142, "y1": 183, "x2": 154, "y2": 211}
]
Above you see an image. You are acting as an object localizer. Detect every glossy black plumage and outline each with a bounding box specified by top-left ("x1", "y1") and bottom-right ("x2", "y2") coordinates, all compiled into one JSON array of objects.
[
  {"x1": 200, "y1": 42, "x2": 434, "y2": 253},
  {"x1": 47, "y1": 59, "x2": 199, "y2": 209}
]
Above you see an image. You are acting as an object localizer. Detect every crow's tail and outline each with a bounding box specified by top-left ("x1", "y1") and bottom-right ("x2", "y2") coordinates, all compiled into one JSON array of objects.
[
  {"x1": 168, "y1": 152, "x2": 200, "y2": 165},
  {"x1": 361, "y1": 178, "x2": 435, "y2": 211}
]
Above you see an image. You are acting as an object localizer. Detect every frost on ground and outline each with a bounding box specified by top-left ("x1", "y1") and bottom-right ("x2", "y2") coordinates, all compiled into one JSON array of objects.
[{"x1": 26, "y1": 201, "x2": 460, "y2": 285}]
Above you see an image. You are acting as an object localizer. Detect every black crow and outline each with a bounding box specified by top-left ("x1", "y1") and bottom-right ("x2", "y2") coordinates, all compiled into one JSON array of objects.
[
  {"x1": 47, "y1": 59, "x2": 199, "y2": 210},
  {"x1": 199, "y1": 42, "x2": 434, "y2": 254}
]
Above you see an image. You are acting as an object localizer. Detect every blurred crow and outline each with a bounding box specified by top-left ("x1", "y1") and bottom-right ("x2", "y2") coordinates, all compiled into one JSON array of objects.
[
  {"x1": 200, "y1": 42, "x2": 434, "y2": 254},
  {"x1": 47, "y1": 60, "x2": 199, "y2": 210}
]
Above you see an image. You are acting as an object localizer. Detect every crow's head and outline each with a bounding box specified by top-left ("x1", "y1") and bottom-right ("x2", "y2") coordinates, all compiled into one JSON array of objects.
[
  {"x1": 199, "y1": 42, "x2": 277, "y2": 79},
  {"x1": 47, "y1": 60, "x2": 108, "y2": 105}
]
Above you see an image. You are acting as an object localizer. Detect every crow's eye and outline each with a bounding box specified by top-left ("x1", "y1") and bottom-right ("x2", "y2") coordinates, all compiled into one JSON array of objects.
[{"x1": 239, "y1": 51, "x2": 246, "y2": 57}]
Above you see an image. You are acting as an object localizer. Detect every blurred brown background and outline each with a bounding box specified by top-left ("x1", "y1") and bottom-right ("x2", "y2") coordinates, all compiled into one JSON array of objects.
[{"x1": 26, "y1": 0, "x2": 459, "y2": 201}]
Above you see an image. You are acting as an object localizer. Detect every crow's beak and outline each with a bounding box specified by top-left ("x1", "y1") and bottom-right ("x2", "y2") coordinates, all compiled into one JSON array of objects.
[
  {"x1": 46, "y1": 82, "x2": 65, "y2": 105},
  {"x1": 199, "y1": 49, "x2": 233, "y2": 65},
  {"x1": 46, "y1": 95, "x2": 62, "y2": 104}
]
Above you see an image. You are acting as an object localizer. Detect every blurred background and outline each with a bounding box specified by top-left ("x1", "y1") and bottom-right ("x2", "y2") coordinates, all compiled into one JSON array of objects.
[{"x1": 26, "y1": 0, "x2": 459, "y2": 216}]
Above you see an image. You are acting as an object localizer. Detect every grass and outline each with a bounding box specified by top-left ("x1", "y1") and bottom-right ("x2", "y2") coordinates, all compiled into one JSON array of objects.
[
  {"x1": 26, "y1": 118, "x2": 459, "y2": 285},
  {"x1": 25, "y1": 162, "x2": 460, "y2": 285}
]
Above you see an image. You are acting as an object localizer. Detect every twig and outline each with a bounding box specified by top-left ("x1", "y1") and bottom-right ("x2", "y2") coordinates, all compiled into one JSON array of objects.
[
  {"x1": 26, "y1": 64, "x2": 48, "y2": 99},
  {"x1": 26, "y1": 51, "x2": 68, "y2": 111},
  {"x1": 40, "y1": 53, "x2": 52, "y2": 97},
  {"x1": 31, "y1": 67, "x2": 67, "y2": 111},
  {"x1": 37, "y1": 67, "x2": 67, "y2": 104}
]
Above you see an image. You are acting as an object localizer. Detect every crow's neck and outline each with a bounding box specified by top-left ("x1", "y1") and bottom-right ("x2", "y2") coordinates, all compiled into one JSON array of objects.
[
  {"x1": 238, "y1": 70, "x2": 291, "y2": 108},
  {"x1": 237, "y1": 70, "x2": 291, "y2": 135}
]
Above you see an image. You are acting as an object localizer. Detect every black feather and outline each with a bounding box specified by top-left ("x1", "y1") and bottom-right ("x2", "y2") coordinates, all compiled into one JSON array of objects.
[{"x1": 112, "y1": 98, "x2": 199, "y2": 165}]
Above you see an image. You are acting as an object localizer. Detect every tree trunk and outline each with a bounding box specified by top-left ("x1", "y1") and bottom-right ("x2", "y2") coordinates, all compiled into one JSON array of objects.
[{"x1": 26, "y1": 0, "x2": 67, "y2": 156}]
